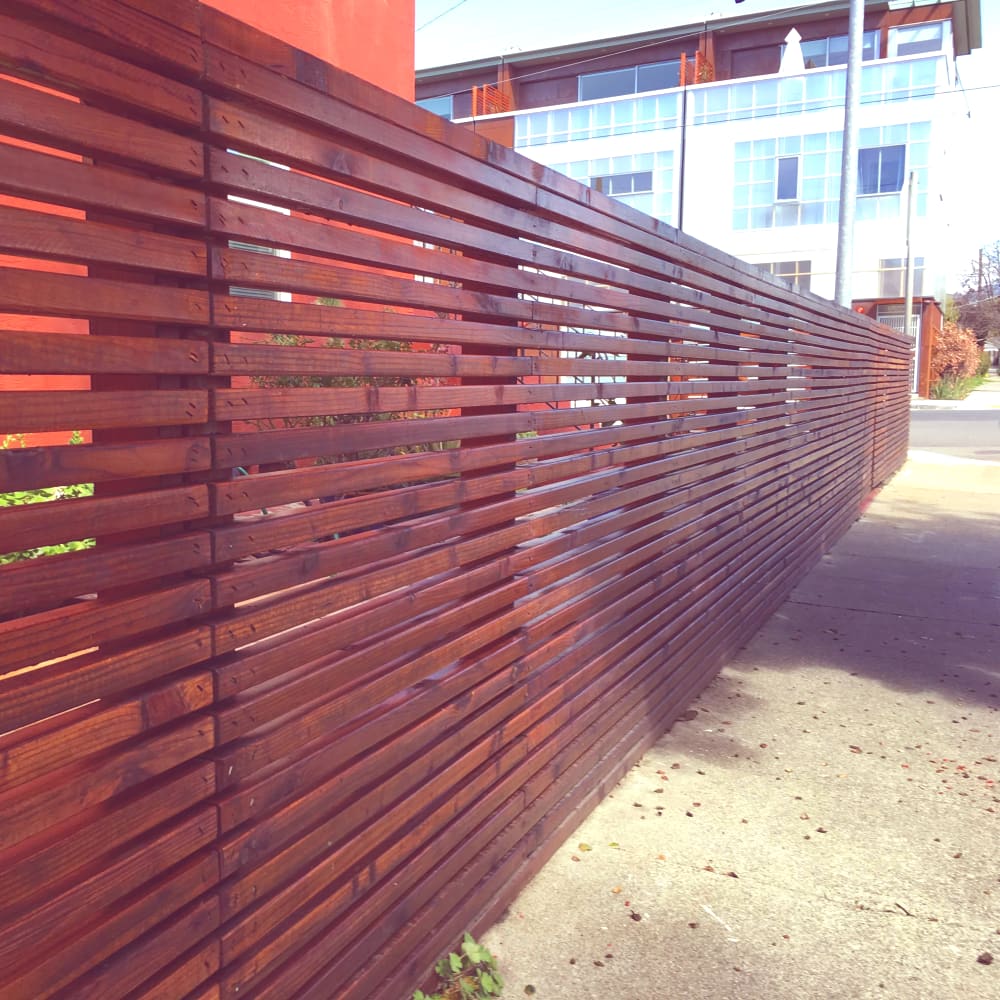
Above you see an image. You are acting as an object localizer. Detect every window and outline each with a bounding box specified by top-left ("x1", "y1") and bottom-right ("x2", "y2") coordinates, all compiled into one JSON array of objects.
[
  {"x1": 888, "y1": 21, "x2": 945, "y2": 58},
  {"x1": 776, "y1": 156, "x2": 799, "y2": 201},
  {"x1": 590, "y1": 170, "x2": 653, "y2": 196},
  {"x1": 858, "y1": 145, "x2": 905, "y2": 195},
  {"x1": 579, "y1": 60, "x2": 680, "y2": 101},
  {"x1": 796, "y1": 30, "x2": 879, "y2": 68},
  {"x1": 416, "y1": 94, "x2": 454, "y2": 118},
  {"x1": 228, "y1": 242, "x2": 292, "y2": 300},
  {"x1": 879, "y1": 258, "x2": 924, "y2": 298},
  {"x1": 225, "y1": 152, "x2": 292, "y2": 301},
  {"x1": 876, "y1": 302, "x2": 921, "y2": 337},
  {"x1": 764, "y1": 260, "x2": 811, "y2": 293}
]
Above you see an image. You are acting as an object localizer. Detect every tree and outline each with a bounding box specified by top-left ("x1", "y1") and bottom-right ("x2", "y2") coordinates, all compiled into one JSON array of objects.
[{"x1": 953, "y1": 241, "x2": 1000, "y2": 348}]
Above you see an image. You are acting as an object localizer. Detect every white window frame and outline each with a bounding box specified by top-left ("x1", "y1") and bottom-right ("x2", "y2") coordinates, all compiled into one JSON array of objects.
[
  {"x1": 887, "y1": 21, "x2": 949, "y2": 58},
  {"x1": 590, "y1": 170, "x2": 653, "y2": 197}
]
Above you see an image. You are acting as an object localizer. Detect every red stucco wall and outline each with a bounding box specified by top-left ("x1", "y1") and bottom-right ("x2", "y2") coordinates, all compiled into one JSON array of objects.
[
  {"x1": 2, "y1": 2, "x2": 416, "y2": 448},
  {"x1": 203, "y1": 0, "x2": 415, "y2": 98}
]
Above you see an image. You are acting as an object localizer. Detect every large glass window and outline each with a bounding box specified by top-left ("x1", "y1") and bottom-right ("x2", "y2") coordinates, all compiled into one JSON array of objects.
[
  {"x1": 579, "y1": 68, "x2": 635, "y2": 101},
  {"x1": 797, "y1": 29, "x2": 879, "y2": 68},
  {"x1": 888, "y1": 22, "x2": 945, "y2": 58},
  {"x1": 416, "y1": 94, "x2": 454, "y2": 118},
  {"x1": 579, "y1": 60, "x2": 681, "y2": 101},
  {"x1": 879, "y1": 258, "x2": 925, "y2": 298},
  {"x1": 763, "y1": 260, "x2": 812, "y2": 293},
  {"x1": 858, "y1": 145, "x2": 905, "y2": 195}
]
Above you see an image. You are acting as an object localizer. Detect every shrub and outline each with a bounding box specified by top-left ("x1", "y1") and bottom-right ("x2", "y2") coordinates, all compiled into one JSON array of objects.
[
  {"x1": 930, "y1": 320, "x2": 980, "y2": 386},
  {"x1": 414, "y1": 934, "x2": 503, "y2": 1000}
]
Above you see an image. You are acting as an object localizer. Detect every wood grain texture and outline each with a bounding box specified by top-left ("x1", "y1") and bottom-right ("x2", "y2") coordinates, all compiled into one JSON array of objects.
[{"x1": 0, "y1": 3, "x2": 910, "y2": 998}]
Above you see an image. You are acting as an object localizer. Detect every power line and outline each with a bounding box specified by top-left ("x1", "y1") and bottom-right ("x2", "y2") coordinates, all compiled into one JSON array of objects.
[{"x1": 417, "y1": 0, "x2": 474, "y2": 33}]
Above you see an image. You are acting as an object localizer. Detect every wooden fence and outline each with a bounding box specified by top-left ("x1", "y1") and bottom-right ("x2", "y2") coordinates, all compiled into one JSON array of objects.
[{"x1": 0, "y1": 2, "x2": 910, "y2": 997}]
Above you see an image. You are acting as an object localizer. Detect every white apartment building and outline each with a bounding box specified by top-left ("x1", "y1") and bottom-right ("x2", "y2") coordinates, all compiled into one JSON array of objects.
[{"x1": 417, "y1": 0, "x2": 983, "y2": 317}]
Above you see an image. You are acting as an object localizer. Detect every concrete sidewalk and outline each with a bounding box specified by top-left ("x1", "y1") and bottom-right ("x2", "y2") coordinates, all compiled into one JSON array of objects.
[
  {"x1": 911, "y1": 372, "x2": 1000, "y2": 410},
  {"x1": 482, "y1": 447, "x2": 1000, "y2": 997}
]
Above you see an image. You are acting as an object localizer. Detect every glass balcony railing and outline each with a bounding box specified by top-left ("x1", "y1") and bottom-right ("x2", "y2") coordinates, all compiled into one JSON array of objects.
[{"x1": 513, "y1": 54, "x2": 944, "y2": 149}]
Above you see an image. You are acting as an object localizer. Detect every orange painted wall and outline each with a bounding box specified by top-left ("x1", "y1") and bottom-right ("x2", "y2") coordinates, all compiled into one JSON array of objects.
[
  {"x1": 2, "y1": 3, "x2": 416, "y2": 449},
  {"x1": 203, "y1": 0, "x2": 415, "y2": 98}
]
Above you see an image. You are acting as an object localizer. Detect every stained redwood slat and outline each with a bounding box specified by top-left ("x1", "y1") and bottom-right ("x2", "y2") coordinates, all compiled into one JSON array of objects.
[
  {"x1": 0, "y1": 2, "x2": 911, "y2": 998},
  {"x1": 0, "y1": 388, "x2": 209, "y2": 433},
  {"x1": 0, "y1": 77, "x2": 202, "y2": 178},
  {"x1": 0, "y1": 12, "x2": 201, "y2": 124},
  {"x1": 0, "y1": 330, "x2": 207, "y2": 375},
  {"x1": 0, "y1": 144, "x2": 206, "y2": 225},
  {"x1": 0, "y1": 205, "x2": 208, "y2": 276}
]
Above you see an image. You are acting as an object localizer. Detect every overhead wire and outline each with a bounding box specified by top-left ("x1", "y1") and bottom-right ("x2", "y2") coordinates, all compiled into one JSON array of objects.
[{"x1": 417, "y1": 0, "x2": 474, "y2": 32}]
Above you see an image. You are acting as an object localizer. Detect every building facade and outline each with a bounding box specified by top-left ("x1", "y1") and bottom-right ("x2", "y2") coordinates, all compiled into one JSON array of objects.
[{"x1": 416, "y1": 1, "x2": 982, "y2": 312}]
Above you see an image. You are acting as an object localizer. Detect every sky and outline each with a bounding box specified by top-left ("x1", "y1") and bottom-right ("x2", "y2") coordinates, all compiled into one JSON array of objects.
[{"x1": 415, "y1": 0, "x2": 1000, "y2": 292}]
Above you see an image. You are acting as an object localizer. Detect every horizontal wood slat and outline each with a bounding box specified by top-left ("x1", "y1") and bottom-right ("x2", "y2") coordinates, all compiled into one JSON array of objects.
[
  {"x1": 0, "y1": 3, "x2": 911, "y2": 998},
  {"x1": 0, "y1": 76, "x2": 202, "y2": 178}
]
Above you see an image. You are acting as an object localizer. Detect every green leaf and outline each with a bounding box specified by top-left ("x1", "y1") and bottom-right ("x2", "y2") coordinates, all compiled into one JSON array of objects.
[
  {"x1": 480, "y1": 971, "x2": 497, "y2": 993},
  {"x1": 578, "y1": 842, "x2": 592, "y2": 852},
  {"x1": 449, "y1": 952, "x2": 462, "y2": 974}
]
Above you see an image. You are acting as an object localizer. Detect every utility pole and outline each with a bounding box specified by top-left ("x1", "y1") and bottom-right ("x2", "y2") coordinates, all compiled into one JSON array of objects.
[
  {"x1": 834, "y1": 0, "x2": 864, "y2": 307},
  {"x1": 903, "y1": 171, "x2": 917, "y2": 392}
]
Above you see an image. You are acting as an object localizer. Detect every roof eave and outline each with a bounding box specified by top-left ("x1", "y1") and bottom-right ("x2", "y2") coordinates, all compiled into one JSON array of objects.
[
  {"x1": 416, "y1": 0, "x2": 863, "y2": 80},
  {"x1": 951, "y1": 0, "x2": 983, "y2": 57}
]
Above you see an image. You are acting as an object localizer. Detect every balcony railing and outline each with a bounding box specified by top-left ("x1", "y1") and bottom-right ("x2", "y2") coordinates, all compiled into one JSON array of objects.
[{"x1": 512, "y1": 53, "x2": 944, "y2": 148}]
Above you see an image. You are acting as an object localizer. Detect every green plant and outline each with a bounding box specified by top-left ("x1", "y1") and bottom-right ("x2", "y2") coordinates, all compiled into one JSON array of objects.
[
  {"x1": 1, "y1": 432, "x2": 94, "y2": 563},
  {"x1": 414, "y1": 933, "x2": 503, "y2": 1000},
  {"x1": 929, "y1": 373, "x2": 986, "y2": 400},
  {"x1": 249, "y1": 314, "x2": 454, "y2": 467}
]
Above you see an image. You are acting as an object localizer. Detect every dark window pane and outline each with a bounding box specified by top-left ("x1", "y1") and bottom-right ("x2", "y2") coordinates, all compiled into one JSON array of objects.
[
  {"x1": 879, "y1": 145, "x2": 905, "y2": 192},
  {"x1": 776, "y1": 156, "x2": 799, "y2": 200},
  {"x1": 580, "y1": 68, "x2": 635, "y2": 101},
  {"x1": 637, "y1": 60, "x2": 680, "y2": 92},
  {"x1": 858, "y1": 148, "x2": 879, "y2": 194},
  {"x1": 859, "y1": 145, "x2": 905, "y2": 195}
]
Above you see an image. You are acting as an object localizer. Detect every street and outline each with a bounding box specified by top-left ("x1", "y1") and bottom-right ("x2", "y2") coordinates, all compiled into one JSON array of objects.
[{"x1": 909, "y1": 409, "x2": 1000, "y2": 461}]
